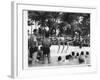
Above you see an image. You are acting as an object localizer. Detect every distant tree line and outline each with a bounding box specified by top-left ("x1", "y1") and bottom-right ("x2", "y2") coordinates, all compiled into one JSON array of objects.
[{"x1": 28, "y1": 11, "x2": 90, "y2": 37}]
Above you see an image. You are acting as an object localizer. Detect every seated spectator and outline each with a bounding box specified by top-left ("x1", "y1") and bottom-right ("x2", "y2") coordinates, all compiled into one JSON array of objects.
[
  {"x1": 72, "y1": 52, "x2": 75, "y2": 56},
  {"x1": 64, "y1": 55, "x2": 72, "y2": 63},
  {"x1": 75, "y1": 52, "x2": 80, "y2": 64},
  {"x1": 76, "y1": 52, "x2": 79, "y2": 56},
  {"x1": 71, "y1": 51, "x2": 75, "y2": 59},
  {"x1": 58, "y1": 56, "x2": 62, "y2": 62},
  {"x1": 85, "y1": 51, "x2": 90, "y2": 64},
  {"x1": 79, "y1": 51, "x2": 85, "y2": 64},
  {"x1": 85, "y1": 51, "x2": 90, "y2": 58}
]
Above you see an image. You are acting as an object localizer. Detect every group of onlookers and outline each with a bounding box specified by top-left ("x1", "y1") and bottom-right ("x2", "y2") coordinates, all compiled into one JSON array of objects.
[
  {"x1": 57, "y1": 51, "x2": 90, "y2": 65},
  {"x1": 28, "y1": 30, "x2": 51, "y2": 65}
]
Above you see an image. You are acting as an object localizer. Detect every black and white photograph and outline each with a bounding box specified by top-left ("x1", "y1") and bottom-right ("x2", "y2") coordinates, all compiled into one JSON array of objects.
[
  {"x1": 27, "y1": 10, "x2": 90, "y2": 67},
  {"x1": 11, "y1": 2, "x2": 97, "y2": 78}
]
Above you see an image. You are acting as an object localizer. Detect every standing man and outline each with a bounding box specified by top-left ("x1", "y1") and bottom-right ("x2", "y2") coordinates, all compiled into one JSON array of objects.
[
  {"x1": 73, "y1": 31, "x2": 82, "y2": 48},
  {"x1": 42, "y1": 32, "x2": 51, "y2": 64},
  {"x1": 29, "y1": 29, "x2": 38, "y2": 65}
]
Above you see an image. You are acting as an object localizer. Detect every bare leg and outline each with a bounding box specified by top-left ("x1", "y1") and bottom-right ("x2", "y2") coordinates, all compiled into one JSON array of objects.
[
  {"x1": 43, "y1": 54, "x2": 46, "y2": 64},
  {"x1": 57, "y1": 38, "x2": 60, "y2": 53},
  {"x1": 61, "y1": 42, "x2": 65, "y2": 53},
  {"x1": 47, "y1": 53, "x2": 50, "y2": 64},
  {"x1": 32, "y1": 52, "x2": 38, "y2": 64},
  {"x1": 57, "y1": 44, "x2": 60, "y2": 53},
  {"x1": 65, "y1": 42, "x2": 69, "y2": 53}
]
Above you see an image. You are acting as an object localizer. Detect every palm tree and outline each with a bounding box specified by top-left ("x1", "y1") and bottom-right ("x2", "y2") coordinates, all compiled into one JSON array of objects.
[
  {"x1": 28, "y1": 11, "x2": 39, "y2": 35},
  {"x1": 28, "y1": 11, "x2": 51, "y2": 36}
]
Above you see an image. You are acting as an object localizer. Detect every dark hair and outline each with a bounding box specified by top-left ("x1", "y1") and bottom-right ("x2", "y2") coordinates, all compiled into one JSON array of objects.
[
  {"x1": 65, "y1": 55, "x2": 69, "y2": 60},
  {"x1": 86, "y1": 51, "x2": 89, "y2": 55},
  {"x1": 58, "y1": 56, "x2": 62, "y2": 61},
  {"x1": 76, "y1": 52, "x2": 79, "y2": 56},
  {"x1": 81, "y1": 51, "x2": 84, "y2": 55},
  {"x1": 72, "y1": 52, "x2": 75, "y2": 56},
  {"x1": 65, "y1": 55, "x2": 72, "y2": 60},
  {"x1": 33, "y1": 29, "x2": 37, "y2": 33}
]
